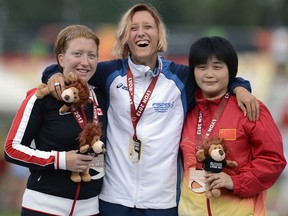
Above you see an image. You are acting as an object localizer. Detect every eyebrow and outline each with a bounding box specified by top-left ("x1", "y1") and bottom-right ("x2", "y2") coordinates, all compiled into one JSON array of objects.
[{"x1": 212, "y1": 60, "x2": 223, "y2": 64}]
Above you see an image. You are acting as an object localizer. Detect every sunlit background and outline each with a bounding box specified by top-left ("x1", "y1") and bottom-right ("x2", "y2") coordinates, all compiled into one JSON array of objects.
[{"x1": 0, "y1": 0, "x2": 288, "y2": 215}]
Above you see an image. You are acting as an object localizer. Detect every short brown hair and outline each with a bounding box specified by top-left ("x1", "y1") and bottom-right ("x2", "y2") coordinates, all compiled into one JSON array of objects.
[{"x1": 54, "y1": 24, "x2": 100, "y2": 69}]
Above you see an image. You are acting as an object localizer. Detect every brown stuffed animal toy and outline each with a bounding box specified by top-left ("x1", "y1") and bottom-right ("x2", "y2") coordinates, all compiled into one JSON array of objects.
[
  {"x1": 59, "y1": 77, "x2": 91, "y2": 114},
  {"x1": 35, "y1": 71, "x2": 77, "y2": 99},
  {"x1": 35, "y1": 72, "x2": 91, "y2": 114},
  {"x1": 196, "y1": 136, "x2": 238, "y2": 199},
  {"x1": 70, "y1": 122, "x2": 106, "y2": 183}
]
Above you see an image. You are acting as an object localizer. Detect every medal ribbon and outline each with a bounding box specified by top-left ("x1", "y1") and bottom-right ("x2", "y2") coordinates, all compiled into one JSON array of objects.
[
  {"x1": 195, "y1": 92, "x2": 230, "y2": 169},
  {"x1": 71, "y1": 88, "x2": 99, "y2": 129},
  {"x1": 127, "y1": 63, "x2": 162, "y2": 141},
  {"x1": 69, "y1": 88, "x2": 99, "y2": 214}
]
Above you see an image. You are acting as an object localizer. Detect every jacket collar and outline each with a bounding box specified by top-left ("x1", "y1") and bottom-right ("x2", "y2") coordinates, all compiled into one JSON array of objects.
[
  {"x1": 195, "y1": 89, "x2": 225, "y2": 112},
  {"x1": 128, "y1": 56, "x2": 161, "y2": 78}
]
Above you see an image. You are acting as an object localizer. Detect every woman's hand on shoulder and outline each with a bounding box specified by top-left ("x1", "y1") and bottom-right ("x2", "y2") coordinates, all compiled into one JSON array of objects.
[
  {"x1": 47, "y1": 73, "x2": 65, "y2": 100},
  {"x1": 234, "y1": 87, "x2": 260, "y2": 122}
]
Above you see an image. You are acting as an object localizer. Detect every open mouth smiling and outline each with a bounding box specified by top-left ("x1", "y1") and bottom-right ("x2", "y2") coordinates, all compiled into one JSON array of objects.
[
  {"x1": 136, "y1": 40, "x2": 149, "y2": 47},
  {"x1": 77, "y1": 69, "x2": 90, "y2": 73}
]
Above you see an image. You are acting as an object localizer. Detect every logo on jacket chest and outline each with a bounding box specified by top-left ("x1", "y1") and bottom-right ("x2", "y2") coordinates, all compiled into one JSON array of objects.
[
  {"x1": 116, "y1": 83, "x2": 128, "y2": 91},
  {"x1": 152, "y1": 102, "x2": 174, "y2": 113},
  {"x1": 116, "y1": 83, "x2": 174, "y2": 113}
]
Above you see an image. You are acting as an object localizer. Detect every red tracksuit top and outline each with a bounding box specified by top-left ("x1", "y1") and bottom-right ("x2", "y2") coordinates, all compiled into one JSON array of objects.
[{"x1": 179, "y1": 90, "x2": 286, "y2": 216}]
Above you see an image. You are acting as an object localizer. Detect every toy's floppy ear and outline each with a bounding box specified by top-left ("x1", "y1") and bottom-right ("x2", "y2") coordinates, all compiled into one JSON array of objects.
[
  {"x1": 65, "y1": 72, "x2": 77, "y2": 85},
  {"x1": 196, "y1": 149, "x2": 205, "y2": 161},
  {"x1": 35, "y1": 83, "x2": 51, "y2": 99}
]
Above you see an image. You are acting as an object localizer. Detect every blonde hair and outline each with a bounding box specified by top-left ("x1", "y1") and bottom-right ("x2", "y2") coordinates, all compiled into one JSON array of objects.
[
  {"x1": 54, "y1": 24, "x2": 100, "y2": 69},
  {"x1": 113, "y1": 3, "x2": 167, "y2": 58}
]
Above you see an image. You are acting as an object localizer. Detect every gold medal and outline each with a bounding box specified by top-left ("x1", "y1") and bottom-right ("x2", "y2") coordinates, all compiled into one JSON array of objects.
[
  {"x1": 188, "y1": 168, "x2": 205, "y2": 193},
  {"x1": 90, "y1": 154, "x2": 105, "y2": 180},
  {"x1": 129, "y1": 137, "x2": 142, "y2": 163}
]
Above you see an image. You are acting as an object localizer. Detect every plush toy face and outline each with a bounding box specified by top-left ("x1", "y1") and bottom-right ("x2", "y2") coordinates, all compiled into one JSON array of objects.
[
  {"x1": 209, "y1": 144, "x2": 226, "y2": 161},
  {"x1": 61, "y1": 87, "x2": 80, "y2": 103},
  {"x1": 91, "y1": 136, "x2": 105, "y2": 154}
]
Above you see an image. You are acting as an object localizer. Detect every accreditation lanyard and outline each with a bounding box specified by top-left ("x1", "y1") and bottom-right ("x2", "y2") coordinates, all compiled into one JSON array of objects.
[
  {"x1": 71, "y1": 89, "x2": 99, "y2": 129},
  {"x1": 195, "y1": 92, "x2": 230, "y2": 169},
  {"x1": 127, "y1": 64, "x2": 161, "y2": 141},
  {"x1": 69, "y1": 88, "x2": 99, "y2": 215}
]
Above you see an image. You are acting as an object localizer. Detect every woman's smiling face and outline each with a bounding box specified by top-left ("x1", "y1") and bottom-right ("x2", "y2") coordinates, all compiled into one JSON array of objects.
[
  {"x1": 127, "y1": 10, "x2": 159, "y2": 67},
  {"x1": 58, "y1": 37, "x2": 98, "y2": 83},
  {"x1": 194, "y1": 55, "x2": 229, "y2": 99}
]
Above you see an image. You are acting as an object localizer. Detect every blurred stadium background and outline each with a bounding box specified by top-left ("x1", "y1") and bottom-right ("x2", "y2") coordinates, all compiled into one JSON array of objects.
[{"x1": 0, "y1": 0, "x2": 287, "y2": 215}]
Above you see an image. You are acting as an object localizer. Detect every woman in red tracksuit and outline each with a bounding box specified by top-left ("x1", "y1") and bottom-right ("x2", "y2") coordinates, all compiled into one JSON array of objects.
[{"x1": 179, "y1": 36, "x2": 286, "y2": 216}]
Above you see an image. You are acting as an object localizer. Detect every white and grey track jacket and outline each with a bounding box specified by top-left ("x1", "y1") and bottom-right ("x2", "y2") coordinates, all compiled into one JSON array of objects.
[{"x1": 94, "y1": 56, "x2": 194, "y2": 209}]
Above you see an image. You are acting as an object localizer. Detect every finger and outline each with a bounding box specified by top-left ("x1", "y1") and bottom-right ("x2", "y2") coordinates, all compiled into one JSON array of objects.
[
  {"x1": 210, "y1": 179, "x2": 220, "y2": 189},
  {"x1": 255, "y1": 100, "x2": 260, "y2": 120},
  {"x1": 81, "y1": 155, "x2": 94, "y2": 162},
  {"x1": 257, "y1": 101, "x2": 260, "y2": 120},
  {"x1": 247, "y1": 96, "x2": 258, "y2": 122},
  {"x1": 212, "y1": 180, "x2": 223, "y2": 189},
  {"x1": 205, "y1": 174, "x2": 218, "y2": 183},
  {"x1": 238, "y1": 103, "x2": 247, "y2": 118},
  {"x1": 47, "y1": 74, "x2": 65, "y2": 100},
  {"x1": 57, "y1": 80, "x2": 66, "y2": 100},
  {"x1": 47, "y1": 79, "x2": 61, "y2": 100},
  {"x1": 54, "y1": 79, "x2": 66, "y2": 100},
  {"x1": 250, "y1": 101, "x2": 257, "y2": 122},
  {"x1": 210, "y1": 174, "x2": 222, "y2": 187},
  {"x1": 54, "y1": 83, "x2": 63, "y2": 101},
  {"x1": 47, "y1": 79, "x2": 53, "y2": 91},
  {"x1": 246, "y1": 103, "x2": 253, "y2": 122},
  {"x1": 77, "y1": 165, "x2": 88, "y2": 173}
]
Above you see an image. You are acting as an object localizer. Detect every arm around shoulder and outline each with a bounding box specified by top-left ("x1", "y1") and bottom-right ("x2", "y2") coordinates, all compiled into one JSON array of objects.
[
  {"x1": 41, "y1": 64, "x2": 61, "y2": 83},
  {"x1": 230, "y1": 77, "x2": 259, "y2": 122}
]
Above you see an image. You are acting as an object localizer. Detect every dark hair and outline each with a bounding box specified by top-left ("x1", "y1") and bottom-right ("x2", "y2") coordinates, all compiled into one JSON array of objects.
[{"x1": 189, "y1": 36, "x2": 238, "y2": 87}]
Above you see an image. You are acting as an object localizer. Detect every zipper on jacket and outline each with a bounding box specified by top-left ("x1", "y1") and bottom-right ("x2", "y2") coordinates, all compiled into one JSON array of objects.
[
  {"x1": 133, "y1": 69, "x2": 151, "y2": 207},
  {"x1": 134, "y1": 162, "x2": 140, "y2": 207}
]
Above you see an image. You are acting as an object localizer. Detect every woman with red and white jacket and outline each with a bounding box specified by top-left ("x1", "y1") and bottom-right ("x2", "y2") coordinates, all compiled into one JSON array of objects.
[{"x1": 5, "y1": 25, "x2": 107, "y2": 216}]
